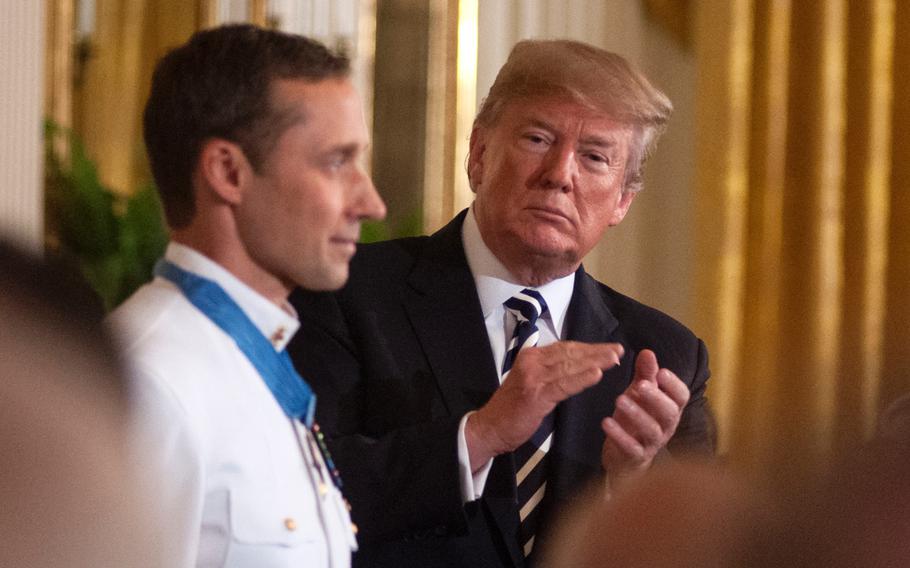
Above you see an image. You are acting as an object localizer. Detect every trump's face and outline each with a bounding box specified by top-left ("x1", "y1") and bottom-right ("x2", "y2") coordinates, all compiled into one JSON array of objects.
[{"x1": 468, "y1": 96, "x2": 637, "y2": 284}]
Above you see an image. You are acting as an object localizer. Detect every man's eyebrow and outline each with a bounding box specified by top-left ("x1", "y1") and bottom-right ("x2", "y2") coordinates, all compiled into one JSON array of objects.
[
  {"x1": 523, "y1": 118, "x2": 556, "y2": 133},
  {"x1": 523, "y1": 117, "x2": 621, "y2": 149},
  {"x1": 579, "y1": 134, "x2": 620, "y2": 149},
  {"x1": 324, "y1": 141, "x2": 365, "y2": 157}
]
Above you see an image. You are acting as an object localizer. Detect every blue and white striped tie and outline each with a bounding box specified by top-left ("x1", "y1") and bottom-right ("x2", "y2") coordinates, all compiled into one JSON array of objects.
[{"x1": 502, "y1": 289, "x2": 552, "y2": 559}]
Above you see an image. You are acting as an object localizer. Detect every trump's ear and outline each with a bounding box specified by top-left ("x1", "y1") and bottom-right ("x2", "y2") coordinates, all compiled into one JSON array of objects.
[
  {"x1": 195, "y1": 138, "x2": 251, "y2": 206},
  {"x1": 467, "y1": 127, "x2": 486, "y2": 193},
  {"x1": 608, "y1": 190, "x2": 637, "y2": 226}
]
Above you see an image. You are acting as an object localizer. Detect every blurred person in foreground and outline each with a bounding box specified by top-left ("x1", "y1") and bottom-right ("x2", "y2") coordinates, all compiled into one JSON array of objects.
[
  {"x1": 108, "y1": 25, "x2": 385, "y2": 567},
  {"x1": 877, "y1": 391, "x2": 910, "y2": 442},
  {"x1": 0, "y1": 241, "x2": 162, "y2": 567},
  {"x1": 290, "y1": 39, "x2": 713, "y2": 567},
  {"x1": 767, "y1": 438, "x2": 910, "y2": 568},
  {"x1": 540, "y1": 461, "x2": 773, "y2": 568}
]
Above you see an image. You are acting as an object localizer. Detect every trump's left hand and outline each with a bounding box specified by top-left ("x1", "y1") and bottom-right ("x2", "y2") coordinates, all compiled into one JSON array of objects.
[{"x1": 600, "y1": 349, "x2": 689, "y2": 483}]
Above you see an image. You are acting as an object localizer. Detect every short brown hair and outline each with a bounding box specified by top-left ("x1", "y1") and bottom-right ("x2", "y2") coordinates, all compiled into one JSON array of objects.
[
  {"x1": 474, "y1": 39, "x2": 672, "y2": 193},
  {"x1": 144, "y1": 24, "x2": 350, "y2": 228}
]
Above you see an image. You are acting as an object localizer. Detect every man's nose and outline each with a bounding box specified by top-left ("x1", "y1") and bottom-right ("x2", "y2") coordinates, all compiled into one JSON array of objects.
[
  {"x1": 540, "y1": 146, "x2": 577, "y2": 191},
  {"x1": 354, "y1": 170, "x2": 386, "y2": 221}
]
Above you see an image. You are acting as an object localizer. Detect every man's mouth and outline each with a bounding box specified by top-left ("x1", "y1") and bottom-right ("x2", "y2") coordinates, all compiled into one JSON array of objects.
[{"x1": 526, "y1": 206, "x2": 571, "y2": 224}]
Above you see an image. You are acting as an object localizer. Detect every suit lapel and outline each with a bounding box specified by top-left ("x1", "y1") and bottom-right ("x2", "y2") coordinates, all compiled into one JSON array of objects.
[
  {"x1": 546, "y1": 269, "x2": 631, "y2": 508},
  {"x1": 402, "y1": 211, "x2": 500, "y2": 418},
  {"x1": 403, "y1": 211, "x2": 524, "y2": 566}
]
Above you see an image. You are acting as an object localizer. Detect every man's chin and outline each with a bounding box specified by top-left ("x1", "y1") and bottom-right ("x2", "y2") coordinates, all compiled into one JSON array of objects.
[
  {"x1": 294, "y1": 266, "x2": 349, "y2": 292},
  {"x1": 504, "y1": 240, "x2": 581, "y2": 281},
  {"x1": 517, "y1": 235, "x2": 578, "y2": 263}
]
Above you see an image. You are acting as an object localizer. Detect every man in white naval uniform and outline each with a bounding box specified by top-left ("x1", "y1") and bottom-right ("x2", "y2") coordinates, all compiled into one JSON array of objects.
[{"x1": 109, "y1": 25, "x2": 385, "y2": 567}]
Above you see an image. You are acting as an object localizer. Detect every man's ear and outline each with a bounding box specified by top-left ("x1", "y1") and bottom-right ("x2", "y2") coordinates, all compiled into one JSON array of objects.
[
  {"x1": 608, "y1": 190, "x2": 637, "y2": 226},
  {"x1": 196, "y1": 138, "x2": 251, "y2": 206},
  {"x1": 467, "y1": 127, "x2": 486, "y2": 192}
]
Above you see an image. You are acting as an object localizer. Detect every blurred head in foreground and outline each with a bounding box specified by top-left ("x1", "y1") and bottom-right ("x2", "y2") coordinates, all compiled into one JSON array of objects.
[
  {"x1": 0, "y1": 242, "x2": 160, "y2": 567},
  {"x1": 541, "y1": 461, "x2": 774, "y2": 568}
]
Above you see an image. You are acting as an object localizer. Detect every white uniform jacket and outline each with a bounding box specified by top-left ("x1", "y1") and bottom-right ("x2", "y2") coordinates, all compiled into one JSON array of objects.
[{"x1": 109, "y1": 243, "x2": 356, "y2": 567}]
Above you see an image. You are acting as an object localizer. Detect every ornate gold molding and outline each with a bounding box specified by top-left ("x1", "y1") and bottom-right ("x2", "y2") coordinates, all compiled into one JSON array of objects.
[
  {"x1": 249, "y1": 0, "x2": 267, "y2": 27},
  {"x1": 197, "y1": 0, "x2": 218, "y2": 29},
  {"x1": 423, "y1": 0, "x2": 477, "y2": 232},
  {"x1": 45, "y1": 0, "x2": 74, "y2": 156}
]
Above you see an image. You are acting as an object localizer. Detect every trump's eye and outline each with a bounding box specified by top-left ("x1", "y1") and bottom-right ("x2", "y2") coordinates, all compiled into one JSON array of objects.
[
  {"x1": 585, "y1": 152, "x2": 609, "y2": 165},
  {"x1": 519, "y1": 132, "x2": 552, "y2": 151}
]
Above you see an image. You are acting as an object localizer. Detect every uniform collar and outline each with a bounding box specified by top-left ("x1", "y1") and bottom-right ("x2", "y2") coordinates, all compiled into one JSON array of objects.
[
  {"x1": 163, "y1": 242, "x2": 299, "y2": 351},
  {"x1": 461, "y1": 205, "x2": 575, "y2": 337}
]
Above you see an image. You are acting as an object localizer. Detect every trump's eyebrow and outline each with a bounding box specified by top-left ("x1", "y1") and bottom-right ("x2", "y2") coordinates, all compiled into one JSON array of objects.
[
  {"x1": 523, "y1": 117, "x2": 622, "y2": 149},
  {"x1": 578, "y1": 134, "x2": 620, "y2": 149}
]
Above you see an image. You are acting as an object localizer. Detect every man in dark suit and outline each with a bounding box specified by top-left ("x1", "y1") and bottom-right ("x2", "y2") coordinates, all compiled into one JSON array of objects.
[{"x1": 289, "y1": 39, "x2": 714, "y2": 568}]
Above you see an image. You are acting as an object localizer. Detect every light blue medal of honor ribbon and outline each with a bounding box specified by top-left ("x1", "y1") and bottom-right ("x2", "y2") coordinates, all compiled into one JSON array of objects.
[{"x1": 154, "y1": 260, "x2": 316, "y2": 426}]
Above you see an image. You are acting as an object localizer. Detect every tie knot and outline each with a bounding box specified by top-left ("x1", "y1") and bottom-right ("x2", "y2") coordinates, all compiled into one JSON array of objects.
[{"x1": 504, "y1": 288, "x2": 549, "y2": 326}]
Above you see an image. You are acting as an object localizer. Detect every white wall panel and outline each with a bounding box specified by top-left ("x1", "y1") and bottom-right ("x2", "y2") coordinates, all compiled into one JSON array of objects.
[{"x1": 0, "y1": 1, "x2": 45, "y2": 252}]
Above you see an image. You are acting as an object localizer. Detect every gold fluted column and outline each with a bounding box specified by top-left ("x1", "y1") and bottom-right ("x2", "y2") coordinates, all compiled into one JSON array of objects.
[
  {"x1": 75, "y1": 0, "x2": 148, "y2": 195},
  {"x1": 423, "y1": 0, "x2": 459, "y2": 233},
  {"x1": 423, "y1": 0, "x2": 477, "y2": 233},
  {"x1": 197, "y1": 0, "x2": 218, "y2": 28},
  {"x1": 73, "y1": 0, "x2": 201, "y2": 195},
  {"x1": 45, "y1": 0, "x2": 74, "y2": 142},
  {"x1": 249, "y1": 0, "x2": 267, "y2": 27}
]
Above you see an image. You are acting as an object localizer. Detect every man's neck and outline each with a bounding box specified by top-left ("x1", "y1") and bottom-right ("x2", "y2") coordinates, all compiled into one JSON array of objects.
[
  {"x1": 171, "y1": 231, "x2": 290, "y2": 307},
  {"x1": 500, "y1": 257, "x2": 577, "y2": 287}
]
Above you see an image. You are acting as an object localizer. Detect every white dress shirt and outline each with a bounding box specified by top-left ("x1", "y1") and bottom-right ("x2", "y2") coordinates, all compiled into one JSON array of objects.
[
  {"x1": 109, "y1": 243, "x2": 356, "y2": 568},
  {"x1": 456, "y1": 207, "x2": 575, "y2": 501}
]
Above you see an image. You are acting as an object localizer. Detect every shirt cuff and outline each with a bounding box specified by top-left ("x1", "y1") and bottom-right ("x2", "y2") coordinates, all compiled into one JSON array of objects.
[{"x1": 457, "y1": 411, "x2": 494, "y2": 503}]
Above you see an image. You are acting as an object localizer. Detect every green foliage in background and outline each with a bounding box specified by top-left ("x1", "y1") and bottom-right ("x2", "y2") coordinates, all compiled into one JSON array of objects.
[
  {"x1": 360, "y1": 208, "x2": 424, "y2": 243},
  {"x1": 44, "y1": 121, "x2": 168, "y2": 311}
]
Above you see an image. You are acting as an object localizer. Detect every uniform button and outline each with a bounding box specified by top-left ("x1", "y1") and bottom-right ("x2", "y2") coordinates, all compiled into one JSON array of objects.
[
  {"x1": 318, "y1": 482, "x2": 329, "y2": 496},
  {"x1": 284, "y1": 518, "x2": 297, "y2": 531},
  {"x1": 351, "y1": 522, "x2": 359, "y2": 535}
]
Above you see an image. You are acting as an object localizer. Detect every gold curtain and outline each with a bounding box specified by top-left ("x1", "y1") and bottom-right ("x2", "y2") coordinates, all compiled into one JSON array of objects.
[
  {"x1": 695, "y1": 0, "x2": 910, "y2": 477},
  {"x1": 73, "y1": 0, "x2": 202, "y2": 195}
]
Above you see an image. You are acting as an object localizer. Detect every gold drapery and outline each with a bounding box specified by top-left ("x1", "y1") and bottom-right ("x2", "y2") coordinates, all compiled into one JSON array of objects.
[
  {"x1": 73, "y1": 0, "x2": 202, "y2": 195},
  {"x1": 695, "y1": 0, "x2": 910, "y2": 476}
]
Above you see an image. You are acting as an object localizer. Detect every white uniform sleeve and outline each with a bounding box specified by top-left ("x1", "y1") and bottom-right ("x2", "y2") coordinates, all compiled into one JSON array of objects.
[{"x1": 129, "y1": 367, "x2": 206, "y2": 568}]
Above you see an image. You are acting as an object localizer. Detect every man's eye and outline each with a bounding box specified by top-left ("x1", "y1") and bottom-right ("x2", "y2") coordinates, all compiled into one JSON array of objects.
[
  {"x1": 585, "y1": 153, "x2": 609, "y2": 166},
  {"x1": 326, "y1": 155, "x2": 349, "y2": 170},
  {"x1": 519, "y1": 133, "x2": 551, "y2": 150}
]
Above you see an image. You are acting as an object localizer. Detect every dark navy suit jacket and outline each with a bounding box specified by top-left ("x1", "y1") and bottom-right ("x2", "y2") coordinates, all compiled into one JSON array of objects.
[{"x1": 289, "y1": 210, "x2": 714, "y2": 567}]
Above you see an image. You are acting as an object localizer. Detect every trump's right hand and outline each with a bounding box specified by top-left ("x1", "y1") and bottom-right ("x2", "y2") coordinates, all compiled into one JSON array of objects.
[{"x1": 465, "y1": 341, "x2": 624, "y2": 472}]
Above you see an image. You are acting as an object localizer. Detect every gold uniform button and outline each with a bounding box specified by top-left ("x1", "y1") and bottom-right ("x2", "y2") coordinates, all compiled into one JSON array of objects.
[
  {"x1": 284, "y1": 518, "x2": 297, "y2": 531},
  {"x1": 351, "y1": 522, "x2": 359, "y2": 535},
  {"x1": 318, "y1": 482, "x2": 329, "y2": 496}
]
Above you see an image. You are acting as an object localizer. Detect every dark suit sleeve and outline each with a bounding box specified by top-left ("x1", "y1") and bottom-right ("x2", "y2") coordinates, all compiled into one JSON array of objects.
[
  {"x1": 668, "y1": 337, "x2": 716, "y2": 456},
  {"x1": 291, "y1": 291, "x2": 470, "y2": 543}
]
